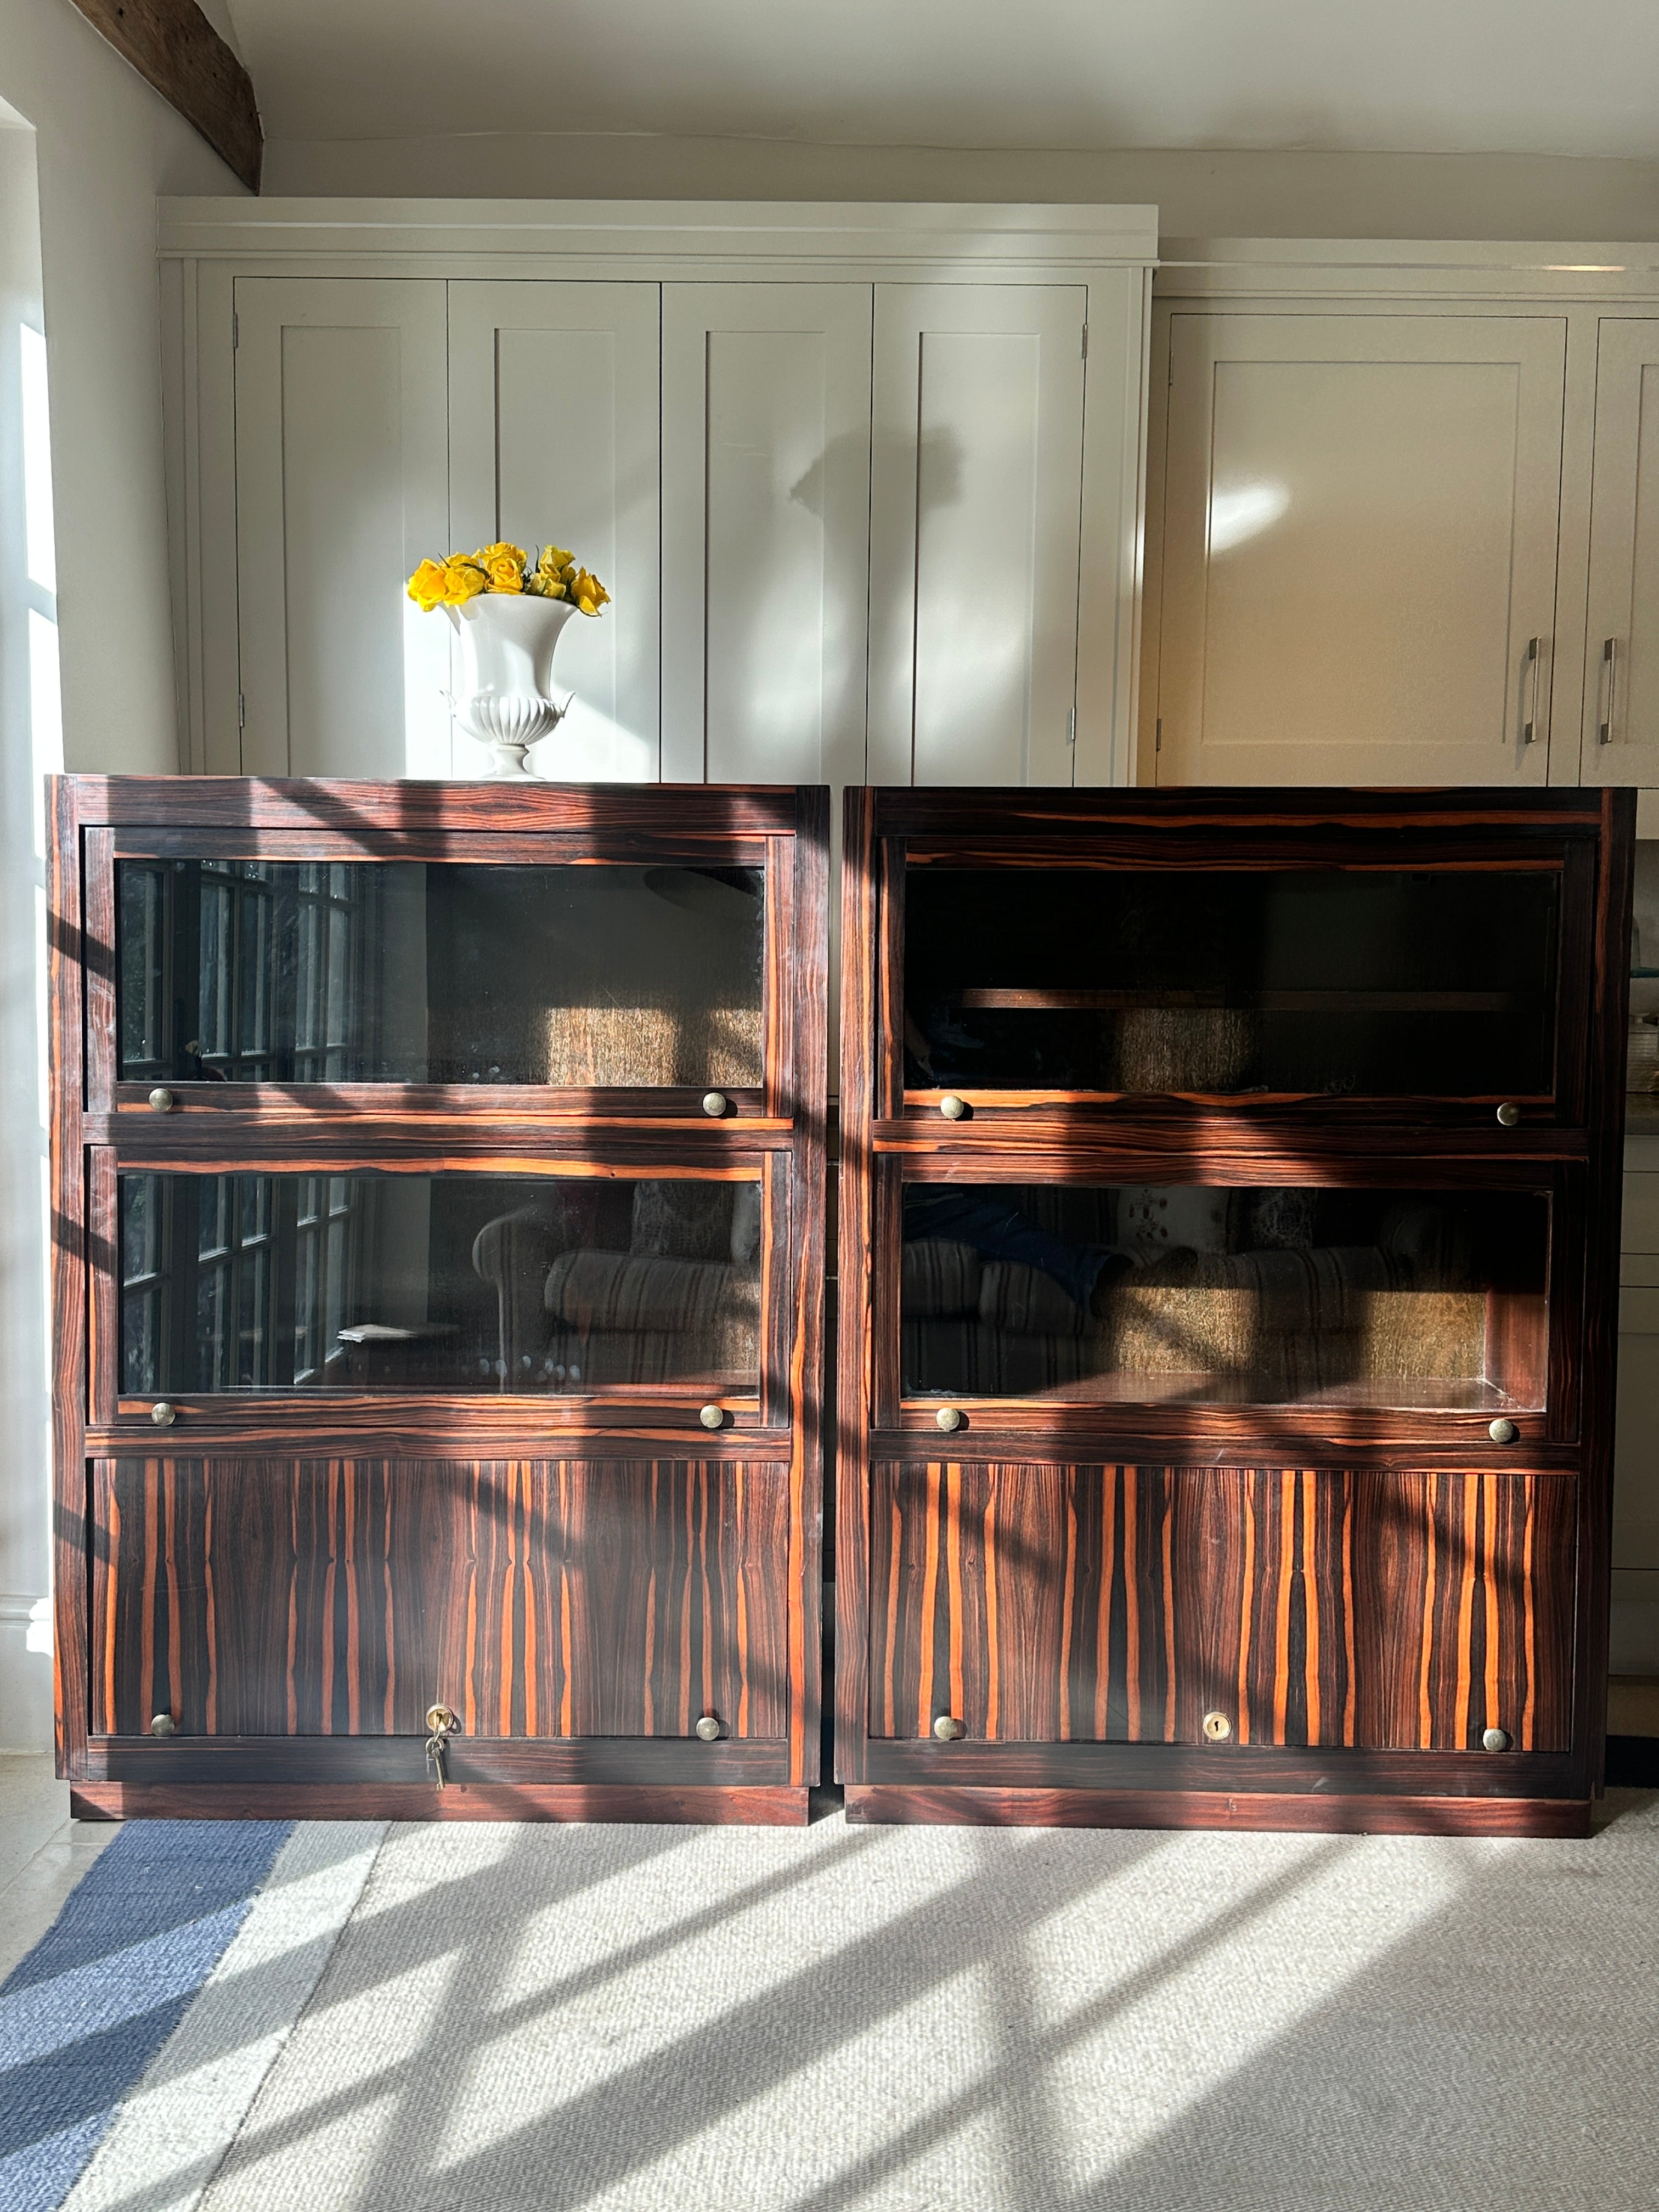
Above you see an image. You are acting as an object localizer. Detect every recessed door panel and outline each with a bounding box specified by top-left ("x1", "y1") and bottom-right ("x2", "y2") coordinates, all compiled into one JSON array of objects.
[
  {"x1": 448, "y1": 281, "x2": 661, "y2": 780},
  {"x1": 233, "y1": 279, "x2": 450, "y2": 780},
  {"x1": 868, "y1": 285, "x2": 1087, "y2": 788},
  {"x1": 867, "y1": 1462, "x2": 1574, "y2": 1753},
  {"x1": 91, "y1": 1456, "x2": 791, "y2": 1741},
  {"x1": 1158, "y1": 312, "x2": 1567, "y2": 785}
]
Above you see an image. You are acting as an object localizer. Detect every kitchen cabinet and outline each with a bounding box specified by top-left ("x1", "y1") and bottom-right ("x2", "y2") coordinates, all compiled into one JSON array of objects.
[
  {"x1": 1581, "y1": 320, "x2": 1659, "y2": 788},
  {"x1": 1153, "y1": 308, "x2": 1567, "y2": 786}
]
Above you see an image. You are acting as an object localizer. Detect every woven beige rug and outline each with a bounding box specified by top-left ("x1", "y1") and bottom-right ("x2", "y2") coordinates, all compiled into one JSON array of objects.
[{"x1": 149, "y1": 1793, "x2": 1659, "y2": 2211}]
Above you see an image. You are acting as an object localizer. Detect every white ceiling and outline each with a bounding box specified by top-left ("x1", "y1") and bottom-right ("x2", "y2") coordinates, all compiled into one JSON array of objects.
[{"x1": 223, "y1": 0, "x2": 1659, "y2": 161}]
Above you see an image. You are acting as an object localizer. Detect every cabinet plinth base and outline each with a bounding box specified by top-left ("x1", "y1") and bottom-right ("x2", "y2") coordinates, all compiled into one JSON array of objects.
[
  {"x1": 843, "y1": 1784, "x2": 1590, "y2": 1839},
  {"x1": 69, "y1": 1782, "x2": 811, "y2": 1827}
]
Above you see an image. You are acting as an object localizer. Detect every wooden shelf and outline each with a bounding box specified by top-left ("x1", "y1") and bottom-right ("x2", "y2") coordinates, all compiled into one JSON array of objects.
[{"x1": 955, "y1": 988, "x2": 1530, "y2": 1014}]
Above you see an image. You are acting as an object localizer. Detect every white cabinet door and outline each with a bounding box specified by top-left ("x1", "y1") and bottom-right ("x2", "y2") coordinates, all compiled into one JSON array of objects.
[
  {"x1": 661, "y1": 284, "x2": 872, "y2": 788},
  {"x1": 1581, "y1": 320, "x2": 1659, "y2": 787},
  {"x1": 1155, "y1": 312, "x2": 1568, "y2": 786},
  {"x1": 868, "y1": 285, "x2": 1087, "y2": 787},
  {"x1": 233, "y1": 279, "x2": 450, "y2": 779},
  {"x1": 449, "y1": 282, "x2": 661, "y2": 781}
]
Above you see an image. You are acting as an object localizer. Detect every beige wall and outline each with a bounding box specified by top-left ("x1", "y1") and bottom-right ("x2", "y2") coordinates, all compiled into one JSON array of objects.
[
  {"x1": 0, "y1": 2, "x2": 246, "y2": 1751},
  {"x1": 262, "y1": 138, "x2": 1659, "y2": 243},
  {"x1": 0, "y1": 0, "x2": 245, "y2": 777}
]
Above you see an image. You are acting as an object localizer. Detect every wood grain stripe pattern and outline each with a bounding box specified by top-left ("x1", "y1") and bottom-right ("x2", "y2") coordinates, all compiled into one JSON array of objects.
[
  {"x1": 90, "y1": 1455, "x2": 792, "y2": 1744},
  {"x1": 867, "y1": 1463, "x2": 1573, "y2": 1754}
]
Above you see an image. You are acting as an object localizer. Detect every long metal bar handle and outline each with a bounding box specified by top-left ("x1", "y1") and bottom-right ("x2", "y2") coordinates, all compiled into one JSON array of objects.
[
  {"x1": 1598, "y1": 635, "x2": 1618, "y2": 746},
  {"x1": 1522, "y1": 635, "x2": 1543, "y2": 746}
]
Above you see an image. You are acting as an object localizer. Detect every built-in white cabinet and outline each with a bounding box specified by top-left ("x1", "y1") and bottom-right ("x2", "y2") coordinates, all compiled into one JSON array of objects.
[
  {"x1": 868, "y1": 284, "x2": 1087, "y2": 787},
  {"x1": 1582, "y1": 320, "x2": 1659, "y2": 789},
  {"x1": 232, "y1": 278, "x2": 450, "y2": 780},
  {"x1": 661, "y1": 283, "x2": 872, "y2": 789},
  {"x1": 162, "y1": 202, "x2": 1155, "y2": 794},
  {"x1": 1153, "y1": 308, "x2": 1567, "y2": 786},
  {"x1": 1142, "y1": 243, "x2": 1659, "y2": 800},
  {"x1": 448, "y1": 281, "x2": 662, "y2": 780}
]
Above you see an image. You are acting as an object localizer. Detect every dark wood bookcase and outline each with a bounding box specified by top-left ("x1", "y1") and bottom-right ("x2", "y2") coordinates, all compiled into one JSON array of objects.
[
  {"x1": 836, "y1": 787, "x2": 1633, "y2": 1836},
  {"x1": 49, "y1": 777, "x2": 827, "y2": 1824}
]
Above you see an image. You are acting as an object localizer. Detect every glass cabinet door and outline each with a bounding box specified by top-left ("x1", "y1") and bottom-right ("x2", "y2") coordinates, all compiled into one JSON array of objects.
[
  {"x1": 118, "y1": 1169, "x2": 764, "y2": 1397},
  {"x1": 116, "y1": 857, "x2": 765, "y2": 1090},
  {"x1": 902, "y1": 865, "x2": 1561, "y2": 1101},
  {"x1": 898, "y1": 1177, "x2": 1550, "y2": 1412}
]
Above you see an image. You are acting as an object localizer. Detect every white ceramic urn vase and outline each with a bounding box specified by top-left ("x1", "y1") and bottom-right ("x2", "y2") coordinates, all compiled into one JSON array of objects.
[{"x1": 447, "y1": 592, "x2": 579, "y2": 779}]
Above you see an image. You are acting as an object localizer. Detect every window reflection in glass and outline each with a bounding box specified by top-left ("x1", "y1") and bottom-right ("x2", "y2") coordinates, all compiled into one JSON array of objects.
[
  {"x1": 900, "y1": 1181, "x2": 1548, "y2": 1409},
  {"x1": 903, "y1": 867, "x2": 1560, "y2": 1097},
  {"x1": 118, "y1": 1171, "x2": 763, "y2": 1396},
  {"x1": 116, "y1": 859, "x2": 765, "y2": 1088}
]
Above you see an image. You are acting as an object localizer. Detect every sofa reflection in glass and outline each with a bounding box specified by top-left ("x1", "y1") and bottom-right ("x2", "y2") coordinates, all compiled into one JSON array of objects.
[
  {"x1": 900, "y1": 1181, "x2": 1547, "y2": 1410},
  {"x1": 120, "y1": 1171, "x2": 761, "y2": 1395}
]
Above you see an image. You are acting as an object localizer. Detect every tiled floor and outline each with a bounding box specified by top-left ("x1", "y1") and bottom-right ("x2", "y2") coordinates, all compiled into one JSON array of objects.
[{"x1": 0, "y1": 1753, "x2": 119, "y2": 1983}]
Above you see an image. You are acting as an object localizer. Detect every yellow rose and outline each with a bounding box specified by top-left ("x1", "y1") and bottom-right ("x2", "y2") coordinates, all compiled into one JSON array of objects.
[
  {"x1": 525, "y1": 571, "x2": 567, "y2": 599},
  {"x1": 407, "y1": 557, "x2": 449, "y2": 612},
  {"x1": 537, "y1": 544, "x2": 574, "y2": 582},
  {"x1": 568, "y1": 567, "x2": 610, "y2": 617},
  {"x1": 475, "y1": 541, "x2": 527, "y2": 594},
  {"x1": 442, "y1": 557, "x2": 488, "y2": 603}
]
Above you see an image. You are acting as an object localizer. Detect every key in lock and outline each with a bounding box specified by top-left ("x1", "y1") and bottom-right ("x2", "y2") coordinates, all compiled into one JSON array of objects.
[{"x1": 425, "y1": 1703, "x2": 459, "y2": 1789}]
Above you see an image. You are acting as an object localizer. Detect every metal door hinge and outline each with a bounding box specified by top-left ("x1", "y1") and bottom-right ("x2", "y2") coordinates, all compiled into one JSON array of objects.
[
  {"x1": 232, "y1": 310, "x2": 239, "y2": 351},
  {"x1": 238, "y1": 692, "x2": 246, "y2": 730},
  {"x1": 1066, "y1": 706, "x2": 1076, "y2": 747},
  {"x1": 1155, "y1": 718, "x2": 1163, "y2": 753},
  {"x1": 1081, "y1": 321, "x2": 1089, "y2": 360}
]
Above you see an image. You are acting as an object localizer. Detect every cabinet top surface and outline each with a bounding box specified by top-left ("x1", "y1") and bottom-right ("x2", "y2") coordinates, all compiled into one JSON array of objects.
[{"x1": 55, "y1": 777, "x2": 824, "y2": 839}]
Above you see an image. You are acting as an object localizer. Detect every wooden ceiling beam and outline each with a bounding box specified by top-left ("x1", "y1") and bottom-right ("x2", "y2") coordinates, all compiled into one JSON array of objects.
[{"x1": 65, "y1": 0, "x2": 262, "y2": 193}]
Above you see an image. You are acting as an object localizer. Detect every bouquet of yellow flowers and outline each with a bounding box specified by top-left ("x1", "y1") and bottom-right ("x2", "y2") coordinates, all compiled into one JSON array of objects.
[{"x1": 407, "y1": 541, "x2": 611, "y2": 617}]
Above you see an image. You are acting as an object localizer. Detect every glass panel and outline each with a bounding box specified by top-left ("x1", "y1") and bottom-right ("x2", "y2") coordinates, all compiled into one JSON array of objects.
[
  {"x1": 115, "y1": 860, "x2": 765, "y2": 1088},
  {"x1": 117, "y1": 1172, "x2": 763, "y2": 1396},
  {"x1": 900, "y1": 1181, "x2": 1548, "y2": 1409},
  {"x1": 903, "y1": 868, "x2": 1559, "y2": 1097}
]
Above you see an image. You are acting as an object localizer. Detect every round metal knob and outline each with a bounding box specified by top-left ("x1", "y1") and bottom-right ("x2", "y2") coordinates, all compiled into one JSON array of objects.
[
  {"x1": 150, "y1": 1401, "x2": 177, "y2": 1428},
  {"x1": 425, "y1": 1704, "x2": 457, "y2": 1736},
  {"x1": 932, "y1": 1714, "x2": 964, "y2": 1741},
  {"x1": 1496, "y1": 1102, "x2": 1521, "y2": 1127},
  {"x1": 695, "y1": 1714, "x2": 721, "y2": 1742},
  {"x1": 1489, "y1": 1417, "x2": 1519, "y2": 1445},
  {"x1": 149, "y1": 1712, "x2": 176, "y2": 1737},
  {"x1": 935, "y1": 1406, "x2": 962, "y2": 1434},
  {"x1": 1483, "y1": 1726, "x2": 1512, "y2": 1752},
  {"x1": 148, "y1": 1087, "x2": 174, "y2": 1113},
  {"x1": 1203, "y1": 1711, "x2": 1233, "y2": 1743},
  {"x1": 939, "y1": 1094, "x2": 967, "y2": 1121},
  {"x1": 699, "y1": 1403, "x2": 724, "y2": 1431},
  {"x1": 702, "y1": 1091, "x2": 729, "y2": 1118}
]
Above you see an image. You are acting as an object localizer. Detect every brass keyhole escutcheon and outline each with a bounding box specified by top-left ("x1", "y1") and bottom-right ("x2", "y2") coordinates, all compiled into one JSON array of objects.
[
  {"x1": 1202, "y1": 1711, "x2": 1232, "y2": 1743},
  {"x1": 425, "y1": 1703, "x2": 459, "y2": 1789}
]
